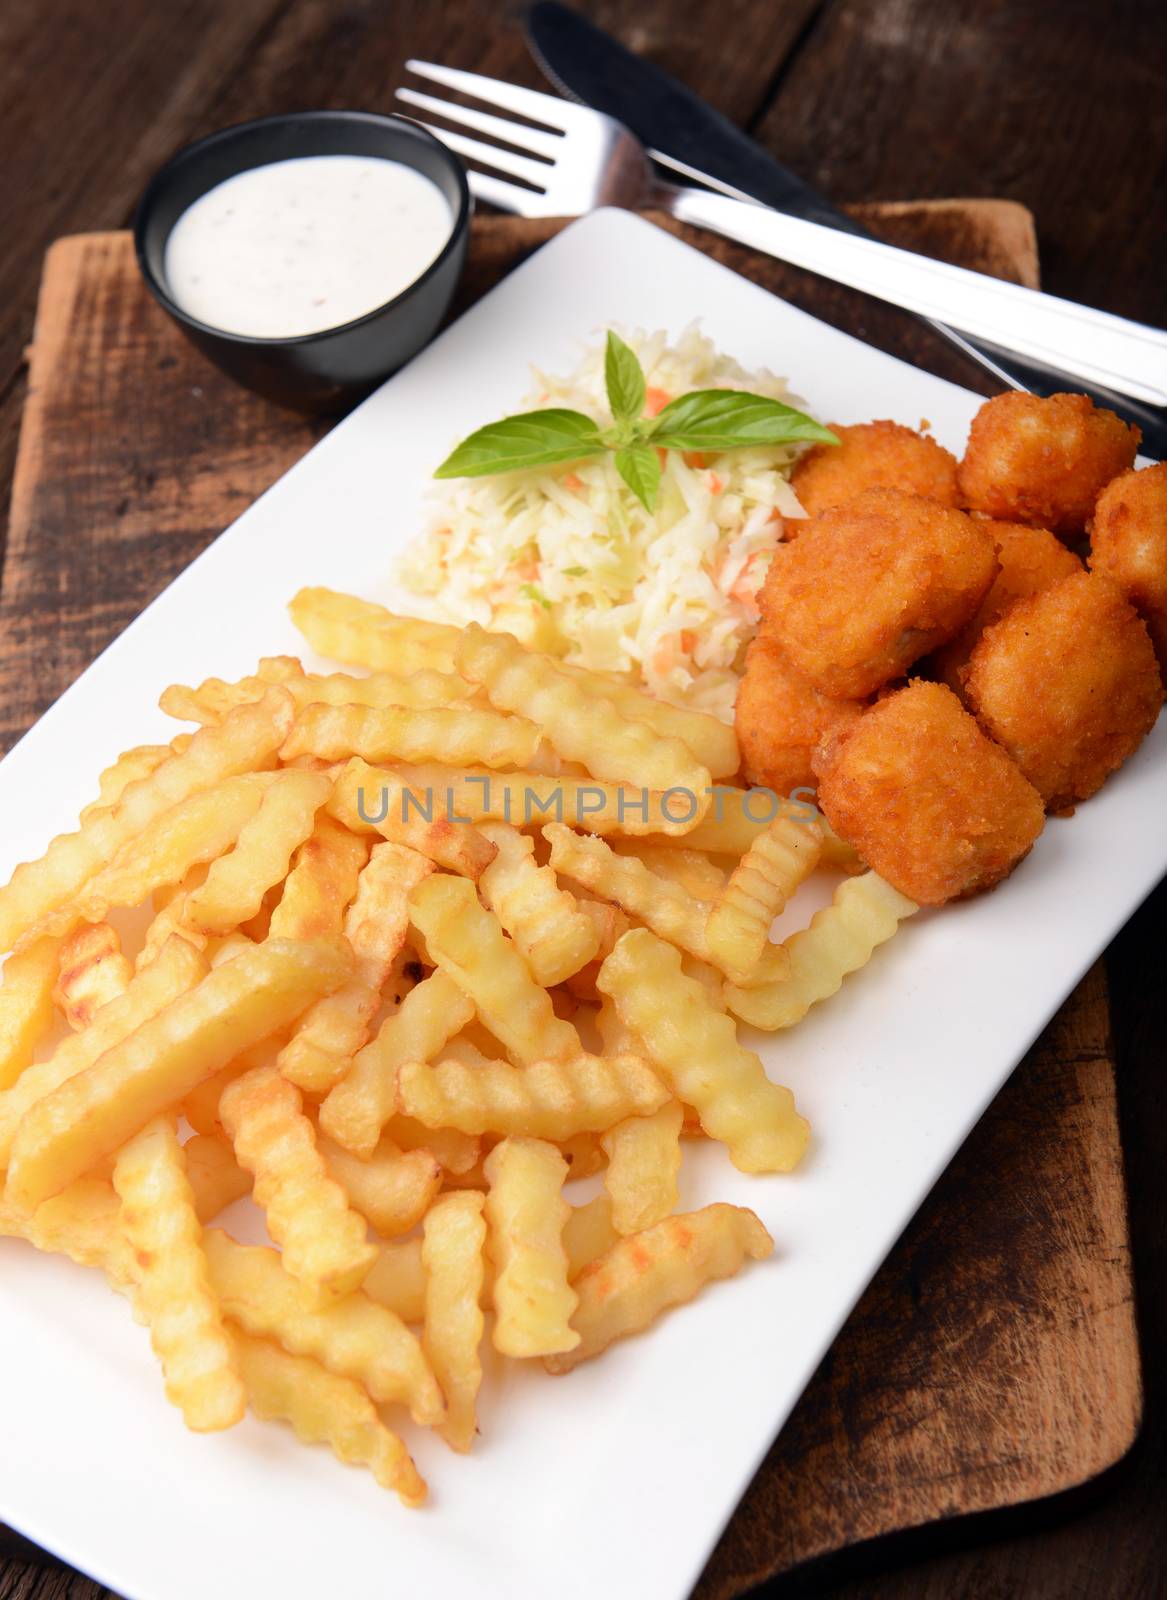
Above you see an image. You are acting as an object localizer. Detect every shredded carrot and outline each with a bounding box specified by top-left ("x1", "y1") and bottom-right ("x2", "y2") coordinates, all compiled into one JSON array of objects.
[
  {"x1": 707, "y1": 472, "x2": 724, "y2": 495},
  {"x1": 656, "y1": 447, "x2": 667, "y2": 469},
  {"x1": 683, "y1": 451, "x2": 709, "y2": 470},
  {"x1": 562, "y1": 472, "x2": 583, "y2": 492},
  {"x1": 644, "y1": 387, "x2": 671, "y2": 417}
]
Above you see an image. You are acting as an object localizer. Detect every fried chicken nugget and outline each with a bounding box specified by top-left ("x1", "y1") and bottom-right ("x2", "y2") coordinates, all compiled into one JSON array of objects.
[
  {"x1": 957, "y1": 392, "x2": 1140, "y2": 536},
  {"x1": 735, "y1": 635, "x2": 866, "y2": 796},
  {"x1": 961, "y1": 571, "x2": 1162, "y2": 811},
  {"x1": 813, "y1": 681, "x2": 1044, "y2": 904},
  {"x1": 758, "y1": 488, "x2": 998, "y2": 699},
  {"x1": 1089, "y1": 462, "x2": 1167, "y2": 672},
  {"x1": 791, "y1": 420, "x2": 959, "y2": 518},
  {"x1": 932, "y1": 520, "x2": 1083, "y2": 692}
]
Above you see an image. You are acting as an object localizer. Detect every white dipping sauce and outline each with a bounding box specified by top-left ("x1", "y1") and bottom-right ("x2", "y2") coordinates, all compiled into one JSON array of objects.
[{"x1": 164, "y1": 154, "x2": 453, "y2": 338}]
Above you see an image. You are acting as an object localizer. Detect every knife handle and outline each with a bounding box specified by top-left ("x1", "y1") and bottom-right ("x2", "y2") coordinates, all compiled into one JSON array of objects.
[{"x1": 668, "y1": 188, "x2": 1167, "y2": 412}]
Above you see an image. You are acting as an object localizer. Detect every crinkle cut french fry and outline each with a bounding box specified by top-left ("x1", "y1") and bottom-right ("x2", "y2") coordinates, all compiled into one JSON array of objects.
[
  {"x1": 287, "y1": 667, "x2": 475, "y2": 711},
  {"x1": 705, "y1": 813, "x2": 824, "y2": 984},
  {"x1": 484, "y1": 1137, "x2": 578, "y2": 1358},
  {"x1": 0, "y1": 1176, "x2": 135, "y2": 1291},
  {"x1": 270, "y1": 814, "x2": 370, "y2": 942},
  {"x1": 226, "y1": 1327, "x2": 426, "y2": 1507},
  {"x1": 544, "y1": 824, "x2": 723, "y2": 971},
  {"x1": 545, "y1": 1205, "x2": 773, "y2": 1373},
  {"x1": 282, "y1": 702, "x2": 542, "y2": 771},
  {"x1": 289, "y1": 586, "x2": 459, "y2": 675},
  {"x1": 362, "y1": 1236, "x2": 426, "y2": 1324},
  {"x1": 598, "y1": 929, "x2": 809, "y2": 1175},
  {"x1": 278, "y1": 841, "x2": 433, "y2": 1093},
  {"x1": 601, "y1": 1102, "x2": 684, "y2": 1234},
  {"x1": 75, "y1": 775, "x2": 278, "y2": 932},
  {"x1": 219, "y1": 1063, "x2": 376, "y2": 1304},
  {"x1": 318, "y1": 1133, "x2": 442, "y2": 1240},
  {"x1": 457, "y1": 623, "x2": 712, "y2": 803},
  {"x1": 165, "y1": 663, "x2": 477, "y2": 726},
  {"x1": 724, "y1": 871, "x2": 918, "y2": 1030},
  {"x1": 113, "y1": 1119, "x2": 245, "y2": 1432},
  {"x1": 159, "y1": 657, "x2": 303, "y2": 724},
  {"x1": 0, "y1": 935, "x2": 209, "y2": 1170},
  {"x1": 397, "y1": 1053, "x2": 668, "y2": 1140},
  {"x1": 563, "y1": 1193, "x2": 619, "y2": 1281},
  {"x1": 183, "y1": 770, "x2": 331, "y2": 936},
  {"x1": 0, "y1": 687, "x2": 294, "y2": 954},
  {"x1": 423, "y1": 1191, "x2": 487, "y2": 1452},
  {"x1": 477, "y1": 822, "x2": 601, "y2": 986},
  {"x1": 79, "y1": 743, "x2": 172, "y2": 824},
  {"x1": 409, "y1": 874, "x2": 580, "y2": 1067},
  {"x1": 319, "y1": 969, "x2": 474, "y2": 1158},
  {"x1": 555, "y1": 661, "x2": 740, "y2": 779},
  {"x1": 5, "y1": 937, "x2": 351, "y2": 1210},
  {"x1": 0, "y1": 937, "x2": 59, "y2": 1091},
  {"x1": 344, "y1": 843, "x2": 434, "y2": 980},
  {"x1": 203, "y1": 1232, "x2": 444, "y2": 1425},
  {"x1": 328, "y1": 759, "x2": 498, "y2": 878},
  {"x1": 388, "y1": 762, "x2": 702, "y2": 839},
  {"x1": 184, "y1": 1132, "x2": 252, "y2": 1222},
  {"x1": 53, "y1": 922, "x2": 132, "y2": 1030},
  {"x1": 276, "y1": 982, "x2": 381, "y2": 1096}
]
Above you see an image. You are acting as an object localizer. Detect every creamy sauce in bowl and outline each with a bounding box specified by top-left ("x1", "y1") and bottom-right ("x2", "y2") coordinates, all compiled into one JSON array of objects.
[{"x1": 163, "y1": 154, "x2": 453, "y2": 338}]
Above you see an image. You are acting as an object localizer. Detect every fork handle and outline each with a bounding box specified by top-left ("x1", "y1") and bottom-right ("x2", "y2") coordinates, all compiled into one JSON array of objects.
[{"x1": 667, "y1": 188, "x2": 1167, "y2": 411}]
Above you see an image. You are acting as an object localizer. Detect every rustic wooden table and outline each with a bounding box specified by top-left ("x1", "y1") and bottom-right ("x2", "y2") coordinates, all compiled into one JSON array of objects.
[{"x1": 1, "y1": 3, "x2": 1164, "y2": 1598}]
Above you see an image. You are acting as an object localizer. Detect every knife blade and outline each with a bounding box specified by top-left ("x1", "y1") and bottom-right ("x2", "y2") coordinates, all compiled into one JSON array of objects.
[{"x1": 524, "y1": 1, "x2": 1166, "y2": 457}]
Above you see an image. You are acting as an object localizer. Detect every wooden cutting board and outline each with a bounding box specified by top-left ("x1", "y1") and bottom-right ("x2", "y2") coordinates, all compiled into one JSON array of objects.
[{"x1": 0, "y1": 206, "x2": 1141, "y2": 1595}]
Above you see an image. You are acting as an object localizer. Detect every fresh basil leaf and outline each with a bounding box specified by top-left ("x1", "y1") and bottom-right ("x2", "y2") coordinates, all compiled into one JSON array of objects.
[
  {"x1": 604, "y1": 331, "x2": 647, "y2": 427},
  {"x1": 614, "y1": 444, "x2": 661, "y2": 512},
  {"x1": 434, "y1": 409, "x2": 607, "y2": 478},
  {"x1": 649, "y1": 389, "x2": 838, "y2": 452}
]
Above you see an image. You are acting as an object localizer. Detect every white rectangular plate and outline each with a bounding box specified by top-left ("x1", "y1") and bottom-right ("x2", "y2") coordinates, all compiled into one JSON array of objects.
[{"x1": 1, "y1": 209, "x2": 1163, "y2": 1600}]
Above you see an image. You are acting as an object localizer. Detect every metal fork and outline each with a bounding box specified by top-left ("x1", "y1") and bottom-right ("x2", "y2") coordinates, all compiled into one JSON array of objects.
[{"x1": 397, "y1": 61, "x2": 1167, "y2": 414}]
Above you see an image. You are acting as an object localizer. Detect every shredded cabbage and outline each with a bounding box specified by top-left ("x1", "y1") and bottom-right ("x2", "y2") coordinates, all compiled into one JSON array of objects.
[{"x1": 398, "y1": 324, "x2": 814, "y2": 723}]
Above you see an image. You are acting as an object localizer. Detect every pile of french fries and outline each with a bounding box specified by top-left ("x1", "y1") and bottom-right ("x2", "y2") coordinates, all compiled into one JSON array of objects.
[{"x1": 0, "y1": 587, "x2": 918, "y2": 1504}]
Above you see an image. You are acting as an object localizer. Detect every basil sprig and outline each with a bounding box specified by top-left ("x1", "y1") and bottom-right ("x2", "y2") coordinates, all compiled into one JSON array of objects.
[{"x1": 434, "y1": 331, "x2": 836, "y2": 510}]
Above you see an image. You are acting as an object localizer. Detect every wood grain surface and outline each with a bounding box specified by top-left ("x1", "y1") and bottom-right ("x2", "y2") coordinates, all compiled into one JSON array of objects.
[
  {"x1": 1, "y1": 4, "x2": 1164, "y2": 1598},
  {"x1": 0, "y1": 209, "x2": 1141, "y2": 1595}
]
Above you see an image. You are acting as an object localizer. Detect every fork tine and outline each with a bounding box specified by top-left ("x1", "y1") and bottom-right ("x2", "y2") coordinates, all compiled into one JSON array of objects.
[
  {"x1": 396, "y1": 87, "x2": 562, "y2": 161},
  {"x1": 464, "y1": 168, "x2": 542, "y2": 215},
  {"x1": 405, "y1": 120, "x2": 551, "y2": 191},
  {"x1": 404, "y1": 59, "x2": 582, "y2": 131}
]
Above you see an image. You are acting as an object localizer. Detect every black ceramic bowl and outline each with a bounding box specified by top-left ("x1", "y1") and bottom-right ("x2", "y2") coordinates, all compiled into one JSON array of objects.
[{"x1": 134, "y1": 111, "x2": 471, "y2": 414}]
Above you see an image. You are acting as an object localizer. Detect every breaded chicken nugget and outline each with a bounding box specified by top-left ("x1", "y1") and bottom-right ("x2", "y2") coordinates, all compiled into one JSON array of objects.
[
  {"x1": 962, "y1": 571, "x2": 1162, "y2": 810},
  {"x1": 957, "y1": 392, "x2": 1139, "y2": 536},
  {"x1": 758, "y1": 488, "x2": 998, "y2": 699},
  {"x1": 1089, "y1": 462, "x2": 1167, "y2": 671},
  {"x1": 791, "y1": 420, "x2": 959, "y2": 518},
  {"x1": 813, "y1": 681, "x2": 1045, "y2": 904},
  {"x1": 735, "y1": 635, "x2": 866, "y2": 796},
  {"x1": 933, "y1": 520, "x2": 1083, "y2": 692}
]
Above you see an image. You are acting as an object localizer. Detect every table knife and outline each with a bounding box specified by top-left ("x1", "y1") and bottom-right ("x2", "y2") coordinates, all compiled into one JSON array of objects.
[{"x1": 524, "y1": 1, "x2": 1167, "y2": 458}]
